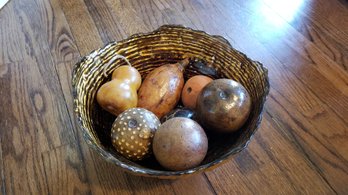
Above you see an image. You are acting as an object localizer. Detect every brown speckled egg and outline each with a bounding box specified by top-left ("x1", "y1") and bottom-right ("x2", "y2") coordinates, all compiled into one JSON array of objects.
[
  {"x1": 182, "y1": 75, "x2": 213, "y2": 109},
  {"x1": 111, "y1": 108, "x2": 161, "y2": 161}
]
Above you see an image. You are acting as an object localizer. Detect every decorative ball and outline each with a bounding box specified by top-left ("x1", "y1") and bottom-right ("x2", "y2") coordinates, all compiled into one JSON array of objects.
[
  {"x1": 196, "y1": 79, "x2": 251, "y2": 132},
  {"x1": 111, "y1": 108, "x2": 161, "y2": 161},
  {"x1": 153, "y1": 117, "x2": 208, "y2": 171},
  {"x1": 160, "y1": 107, "x2": 196, "y2": 123},
  {"x1": 181, "y1": 75, "x2": 213, "y2": 109}
]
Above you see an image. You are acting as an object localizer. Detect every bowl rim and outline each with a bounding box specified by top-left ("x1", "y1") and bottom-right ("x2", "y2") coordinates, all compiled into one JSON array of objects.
[{"x1": 72, "y1": 24, "x2": 270, "y2": 178}]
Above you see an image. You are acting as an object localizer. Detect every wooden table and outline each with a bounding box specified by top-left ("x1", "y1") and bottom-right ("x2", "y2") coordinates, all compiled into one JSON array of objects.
[{"x1": 0, "y1": 0, "x2": 347, "y2": 194}]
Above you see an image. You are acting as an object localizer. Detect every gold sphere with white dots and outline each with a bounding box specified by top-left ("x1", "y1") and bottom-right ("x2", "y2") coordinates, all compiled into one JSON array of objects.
[{"x1": 111, "y1": 108, "x2": 161, "y2": 161}]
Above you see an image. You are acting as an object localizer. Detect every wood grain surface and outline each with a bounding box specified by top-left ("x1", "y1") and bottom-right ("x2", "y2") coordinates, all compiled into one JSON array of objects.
[{"x1": 0, "y1": 0, "x2": 347, "y2": 194}]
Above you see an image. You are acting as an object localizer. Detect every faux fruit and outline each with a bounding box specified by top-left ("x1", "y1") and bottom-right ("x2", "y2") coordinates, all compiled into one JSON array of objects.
[
  {"x1": 97, "y1": 65, "x2": 141, "y2": 116},
  {"x1": 196, "y1": 79, "x2": 251, "y2": 132},
  {"x1": 181, "y1": 75, "x2": 213, "y2": 109},
  {"x1": 191, "y1": 60, "x2": 219, "y2": 77},
  {"x1": 111, "y1": 108, "x2": 161, "y2": 161},
  {"x1": 161, "y1": 107, "x2": 196, "y2": 123},
  {"x1": 153, "y1": 117, "x2": 208, "y2": 171},
  {"x1": 137, "y1": 58, "x2": 190, "y2": 118}
]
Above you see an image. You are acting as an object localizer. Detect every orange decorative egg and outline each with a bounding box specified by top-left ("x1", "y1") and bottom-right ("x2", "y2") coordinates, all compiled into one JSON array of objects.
[{"x1": 181, "y1": 75, "x2": 213, "y2": 109}]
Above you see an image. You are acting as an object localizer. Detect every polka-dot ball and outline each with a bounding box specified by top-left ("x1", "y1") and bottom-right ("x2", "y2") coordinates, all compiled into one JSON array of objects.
[{"x1": 111, "y1": 108, "x2": 161, "y2": 161}]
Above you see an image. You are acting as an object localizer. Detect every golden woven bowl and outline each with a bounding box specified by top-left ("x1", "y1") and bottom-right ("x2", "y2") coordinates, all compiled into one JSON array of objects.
[{"x1": 72, "y1": 25, "x2": 269, "y2": 179}]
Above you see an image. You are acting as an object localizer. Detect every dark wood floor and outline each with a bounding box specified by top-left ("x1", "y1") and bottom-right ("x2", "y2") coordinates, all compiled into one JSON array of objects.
[{"x1": 0, "y1": 0, "x2": 347, "y2": 194}]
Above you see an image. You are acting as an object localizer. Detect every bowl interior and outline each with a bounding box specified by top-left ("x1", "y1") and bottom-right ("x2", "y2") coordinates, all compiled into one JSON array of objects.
[{"x1": 72, "y1": 25, "x2": 269, "y2": 177}]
